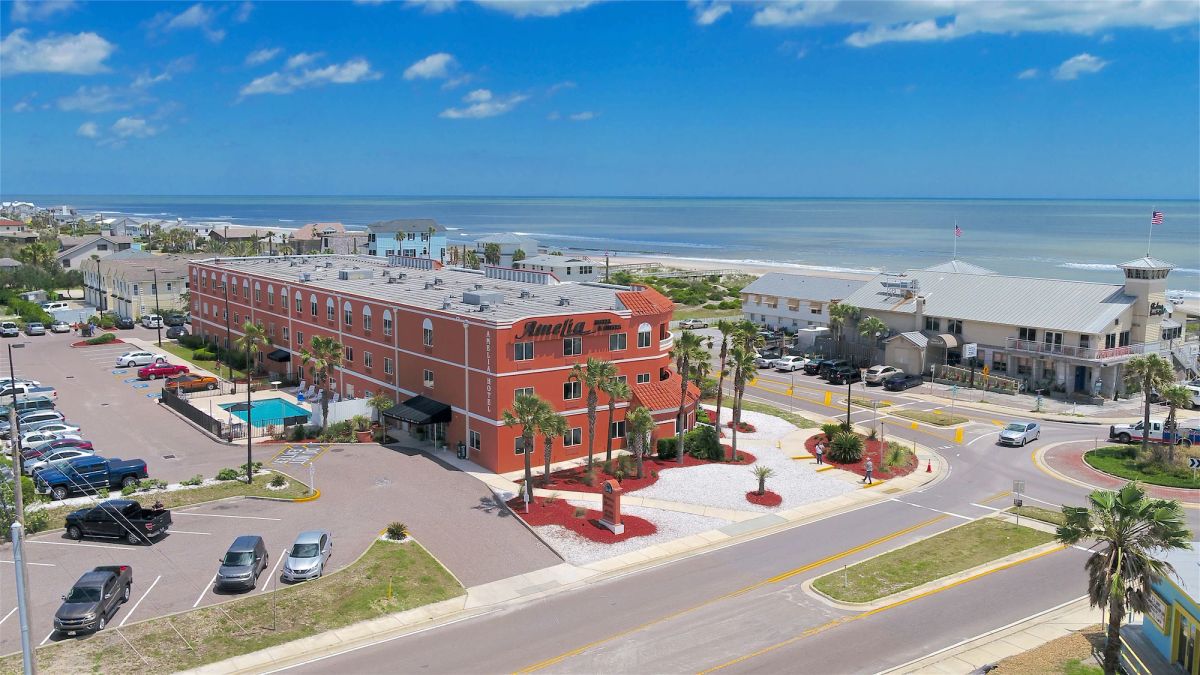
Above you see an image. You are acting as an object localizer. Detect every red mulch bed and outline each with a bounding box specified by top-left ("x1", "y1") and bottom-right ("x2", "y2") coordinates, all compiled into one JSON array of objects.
[
  {"x1": 505, "y1": 495, "x2": 656, "y2": 543},
  {"x1": 72, "y1": 338, "x2": 125, "y2": 347},
  {"x1": 725, "y1": 421, "x2": 757, "y2": 433},
  {"x1": 805, "y1": 434, "x2": 919, "y2": 480},
  {"x1": 518, "y1": 448, "x2": 757, "y2": 494},
  {"x1": 746, "y1": 490, "x2": 782, "y2": 507}
]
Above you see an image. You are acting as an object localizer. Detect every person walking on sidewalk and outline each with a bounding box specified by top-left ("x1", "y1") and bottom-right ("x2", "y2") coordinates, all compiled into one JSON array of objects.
[
  {"x1": 814, "y1": 441, "x2": 824, "y2": 465},
  {"x1": 862, "y1": 458, "x2": 873, "y2": 484}
]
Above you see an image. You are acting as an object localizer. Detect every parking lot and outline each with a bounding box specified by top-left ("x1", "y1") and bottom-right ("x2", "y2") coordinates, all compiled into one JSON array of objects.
[{"x1": 0, "y1": 327, "x2": 559, "y2": 655}]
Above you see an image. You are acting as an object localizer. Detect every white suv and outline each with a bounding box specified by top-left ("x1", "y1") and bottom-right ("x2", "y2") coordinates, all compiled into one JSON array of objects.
[
  {"x1": 141, "y1": 314, "x2": 163, "y2": 329},
  {"x1": 116, "y1": 351, "x2": 161, "y2": 367},
  {"x1": 0, "y1": 322, "x2": 18, "y2": 338}
]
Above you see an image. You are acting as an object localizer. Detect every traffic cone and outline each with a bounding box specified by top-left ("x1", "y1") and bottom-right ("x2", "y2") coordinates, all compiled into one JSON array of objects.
[{"x1": 926, "y1": 459, "x2": 933, "y2": 473}]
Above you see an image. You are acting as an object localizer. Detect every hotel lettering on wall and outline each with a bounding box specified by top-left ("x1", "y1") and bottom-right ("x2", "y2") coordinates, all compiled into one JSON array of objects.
[
  {"x1": 484, "y1": 330, "x2": 494, "y2": 414},
  {"x1": 518, "y1": 317, "x2": 622, "y2": 340}
]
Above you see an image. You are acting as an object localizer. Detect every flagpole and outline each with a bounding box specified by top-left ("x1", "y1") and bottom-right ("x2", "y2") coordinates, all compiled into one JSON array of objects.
[
  {"x1": 953, "y1": 219, "x2": 958, "y2": 260},
  {"x1": 1147, "y1": 205, "x2": 1155, "y2": 257}
]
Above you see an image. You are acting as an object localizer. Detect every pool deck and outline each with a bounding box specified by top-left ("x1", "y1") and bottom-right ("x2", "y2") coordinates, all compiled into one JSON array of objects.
[{"x1": 186, "y1": 389, "x2": 312, "y2": 430}]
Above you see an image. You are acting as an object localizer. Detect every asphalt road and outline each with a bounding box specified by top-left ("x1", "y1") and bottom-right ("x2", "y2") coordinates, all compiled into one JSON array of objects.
[{"x1": 277, "y1": 348, "x2": 1200, "y2": 674}]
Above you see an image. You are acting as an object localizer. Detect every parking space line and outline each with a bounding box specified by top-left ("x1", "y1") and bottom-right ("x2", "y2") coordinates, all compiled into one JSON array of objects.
[
  {"x1": 27, "y1": 540, "x2": 129, "y2": 551},
  {"x1": 167, "y1": 530, "x2": 211, "y2": 535},
  {"x1": 39, "y1": 630, "x2": 53, "y2": 646},
  {"x1": 0, "y1": 559, "x2": 56, "y2": 567},
  {"x1": 194, "y1": 572, "x2": 218, "y2": 607},
  {"x1": 260, "y1": 549, "x2": 288, "y2": 593},
  {"x1": 0, "y1": 608, "x2": 16, "y2": 626},
  {"x1": 119, "y1": 574, "x2": 161, "y2": 627},
  {"x1": 174, "y1": 512, "x2": 282, "y2": 521}
]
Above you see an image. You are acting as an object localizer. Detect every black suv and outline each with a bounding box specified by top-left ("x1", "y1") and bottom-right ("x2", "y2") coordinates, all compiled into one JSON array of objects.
[
  {"x1": 818, "y1": 359, "x2": 849, "y2": 380},
  {"x1": 883, "y1": 373, "x2": 925, "y2": 391},
  {"x1": 827, "y1": 366, "x2": 861, "y2": 385}
]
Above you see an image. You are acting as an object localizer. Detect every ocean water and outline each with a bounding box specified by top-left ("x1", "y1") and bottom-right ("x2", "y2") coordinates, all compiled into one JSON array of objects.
[{"x1": 10, "y1": 195, "x2": 1199, "y2": 293}]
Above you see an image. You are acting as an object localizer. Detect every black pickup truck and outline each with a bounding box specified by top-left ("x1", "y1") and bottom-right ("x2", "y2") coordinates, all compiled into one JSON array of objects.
[
  {"x1": 64, "y1": 500, "x2": 172, "y2": 545},
  {"x1": 53, "y1": 565, "x2": 133, "y2": 635}
]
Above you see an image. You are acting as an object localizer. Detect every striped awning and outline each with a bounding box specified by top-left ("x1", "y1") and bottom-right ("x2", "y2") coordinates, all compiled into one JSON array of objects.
[{"x1": 930, "y1": 333, "x2": 960, "y2": 349}]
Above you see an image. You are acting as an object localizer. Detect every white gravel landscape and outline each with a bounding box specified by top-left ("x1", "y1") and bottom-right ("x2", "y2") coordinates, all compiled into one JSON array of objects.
[
  {"x1": 534, "y1": 502, "x2": 733, "y2": 566},
  {"x1": 703, "y1": 404, "x2": 797, "y2": 442}
]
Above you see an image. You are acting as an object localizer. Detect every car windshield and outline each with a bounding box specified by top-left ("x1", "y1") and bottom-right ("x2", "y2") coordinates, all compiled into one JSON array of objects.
[
  {"x1": 223, "y1": 552, "x2": 255, "y2": 566},
  {"x1": 1004, "y1": 423, "x2": 1027, "y2": 432},
  {"x1": 291, "y1": 543, "x2": 320, "y2": 558},
  {"x1": 64, "y1": 587, "x2": 101, "y2": 603}
]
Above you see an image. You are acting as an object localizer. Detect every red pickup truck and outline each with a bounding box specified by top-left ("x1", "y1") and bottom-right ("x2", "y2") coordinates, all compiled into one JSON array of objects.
[{"x1": 137, "y1": 362, "x2": 189, "y2": 380}]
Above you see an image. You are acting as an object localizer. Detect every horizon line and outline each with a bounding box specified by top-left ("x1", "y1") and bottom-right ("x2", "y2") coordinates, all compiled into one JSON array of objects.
[{"x1": 4, "y1": 193, "x2": 1199, "y2": 202}]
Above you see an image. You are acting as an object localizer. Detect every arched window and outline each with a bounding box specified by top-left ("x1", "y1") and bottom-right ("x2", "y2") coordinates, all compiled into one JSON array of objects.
[
  {"x1": 637, "y1": 322, "x2": 652, "y2": 348},
  {"x1": 362, "y1": 306, "x2": 373, "y2": 332},
  {"x1": 310, "y1": 294, "x2": 318, "y2": 316},
  {"x1": 383, "y1": 310, "x2": 393, "y2": 336},
  {"x1": 295, "y1": 290, "x2": 303, "y2": 313},
  {"x1": 422, "y1": 318, "x2": 434, "y2": 347},
  {"x1": 242, "y1": 279, "x2": 249, "y2": 298},
  {"x1": 326, "y1": 297, "x2": 335, "y2": 321},
  {"x1": 343, "y1": 301, "x2": 353, "y2": 327},
  {"x1": 267, "y1": 285, "x2": 274, "y2": 306},
  {"x1": 254, "y1": 282, "x2": 262, "y2": 303}
]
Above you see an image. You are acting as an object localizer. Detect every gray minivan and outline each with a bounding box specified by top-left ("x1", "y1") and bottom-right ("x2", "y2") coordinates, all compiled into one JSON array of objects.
[{"x1": 215, "y1": 535, "x2": 268, "y2": 591}]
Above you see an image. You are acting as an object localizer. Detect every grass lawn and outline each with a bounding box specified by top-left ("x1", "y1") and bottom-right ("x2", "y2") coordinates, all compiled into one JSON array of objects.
[
  {"x1": 1083, "y1": 446, "x2": 1200, "y2": 489},
  {"x1": 159, "y1": 341, "x2": 247, "y2": 380},
  {"x1": 0, "y1": 539, "x2": 463, "y2": 674},
  {"x1": 891, "y1": 409, "x2": 969, "y2": 427},
  {"x1": 1009, "y1": 505, "x2": 1067, "y2": 527},
  {"x1": 673, "y1": 306, "x2": 744, "y2": 322},
  {"x1": 33, "y1": 471, "x2": 312, "y2": 528},
  {"x1": 736, "y1": 399, "x2": 818, "y2": 429},
  {"x1": 849, "y1": 396, "x2": 890, "y2": 409},
  {"x1": 812, "y1": 518, "x2": 1055, "y2": 603}
]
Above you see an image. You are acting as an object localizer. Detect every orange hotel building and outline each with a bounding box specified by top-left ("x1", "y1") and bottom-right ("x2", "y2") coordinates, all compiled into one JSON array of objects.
[{"x1": 188, "y1": 254, "x2": 699, "y2": 473}]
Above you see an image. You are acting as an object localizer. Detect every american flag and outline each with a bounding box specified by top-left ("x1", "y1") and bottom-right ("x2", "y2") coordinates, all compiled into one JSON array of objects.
[
  {"x1": 1151, "y1": 210, "x2": 1164, "y2": 225},
  {"x1": 954, "y1": 224, "x2": 962, "y2": 237}
]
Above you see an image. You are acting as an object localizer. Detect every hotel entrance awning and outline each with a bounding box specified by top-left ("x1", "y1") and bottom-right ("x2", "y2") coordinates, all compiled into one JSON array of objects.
[
  {"x1": 266, "y1": 349, "x2": 291, "y2": 362},
  {"x1": 383, "y1": 395, "x2": 452, "y2": 425},
  {"x1": 930, "y1": 333, "x2": 960, "y2": 349}
]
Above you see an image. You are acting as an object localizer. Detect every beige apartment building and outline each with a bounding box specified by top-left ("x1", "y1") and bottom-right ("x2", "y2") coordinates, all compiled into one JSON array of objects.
[{"x1": 80, "y1": 250, "x2": 193, "y2": 319}]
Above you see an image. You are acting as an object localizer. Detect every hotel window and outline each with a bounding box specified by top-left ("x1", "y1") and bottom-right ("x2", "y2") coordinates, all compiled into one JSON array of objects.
[
  {"x1": 563, "y1": 380, "x2": 582, "y2": 400},
  {"x1": 362, "y1": 307, "x2": 372, "y2": 332},
  {"x1": 991, "y1": 352, "x2": 1007, "y2": 372},
  {"x1": 637, "y1": 323, "x2": 652, "y2": 348},
  {"x1": 1018, "y1": 327, "x2": 1037, "y2": 342},
  {"x1": 1043, "y1": 332, "x2": 1063, "y2": 347},
  {"x1": 326, "y1": 298, "x2": 335, "y2": 321},
  {"x1": 787, "y1": 300, "x2": 800, "y2": 312},
  {"x1": 515, "y1": 342, "x2": 534, "y2": 361},
  {"x1": 946, "y1": 319, "x2": 963, "y2": 334},
  {"x1": 296, "y1": 331, "x2": 304, "y2": 345},
  {"x1": 610, "y1": 420, "x2": 625, "y2": 439},
  {"x1": 469, "y1": 430, "x2": 481, "y2": 451},
  {"x1": 924, "y1": 317, "x2": 941, "y2": 332},
  {"x1": 563, "y1": 427, "x2": 582, "y2": 447},
  {"x1": 233, "y1": 313, "x2": 240, "y2": 324},
  {"x1": 609, "y1": 333, "x2": 627, "y2": 351},
  {"x1": 515, "y1": 387, "x2": 535, "y2": 399},
  {"x1": 1079, "y1": 335, "x2": 1090, "y2": 350},
  {"x1": 343, "y1": 301, "x2": 353, "y2": 327},
  {"x1": 282, "y1": 327, "x2": 289, "y2": 342},
  {"x1": 254, "y1": 283, "x2": 262, "y2": 303},
  {"x1": 637, "y1": 372, "x2": 651, "y2": 384},
  {"x1": 384, "y1": 357, "x2": 393, "y2": 375},
  {"x1": 383, "y1": 311, "x2": 393, "y2": 336},
  {"x1": 1119, "y1": 330, "x2": 1130, "y2": 347},
  {"x1": 615, "y1": 375, "x2": 627, "y2": 385},
  {"x1": 310, "y1": 295, "x2": 318, "y2": 317},
  {"x1": 515, "y1": 437, "x2": 528, "y2": 455},
  {"x1": 580, "y1": 266, "x2": 593, "y2": 275},
  {"x1": 422, "y1": 318, "x2": 434, "y2": 347},
  {"x1": 295, "y1": 292, "x2": 302, "y2": 313},
  {"x1": 423, "y1": 369, "x2": 435, "y2": 387},
  {"x1": 564, "y1": 336, "x2": 582, "y2": 356},
  {"x1": 1105, "y1": 333, "x2": 1116, "y2": 349},
  {"x1": 364, "y1": 351, "x2": 373, "y2": 368},
  {"x1": 243, "y1": 280, "x2": 249, "y2": 297},
  {"x1": 344, "y1": 346, "x2": 354, "y2": 363},
  {"x1": 267, "y1": 286, "x2": 274, "y2": 306}
]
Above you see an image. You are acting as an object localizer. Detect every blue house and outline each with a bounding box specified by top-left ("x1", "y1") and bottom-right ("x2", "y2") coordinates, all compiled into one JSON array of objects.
[
  {"x1": 1122, "y1": 543, "x2": 1199, "y2": 675},
  {"x1": 366, "y1": 219, "x2": 447, "y2": 262}
]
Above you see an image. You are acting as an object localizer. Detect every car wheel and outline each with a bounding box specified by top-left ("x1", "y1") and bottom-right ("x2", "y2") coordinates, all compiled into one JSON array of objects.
[
  {"x1": 67, "y1": 525, "x2": 82, "y2": 540},
  {"x1": 148, "y1": 374, "x2": 157, "y2": 380},
  {"x1": 206, "y1": 382, "x2": 216, "y2": 390},
  {"x1": 121, "y1": 475, "x2": 137, "y2": 488},
  {"x1": 122, "y1": 585, "x2": 130, "y2": 602},
  {"x1": 127, "y1": 531, "x2": 142, "y2": 545},
  {"x1": 97, "y1": 616, "x2": 106, "y2": 631},
  {"x1": 1182, "y1": 439, "x2": 1193, "y2": 448},
  {"x1": 51, "y1": 486, "x2": 68, "y2": 500},
  {"x1": 1117, "y1": 432, "x2": 1131, "y2": 444},
  {"x1": 1020, "y1": 437, "x2": 1027, "y2": 447}
]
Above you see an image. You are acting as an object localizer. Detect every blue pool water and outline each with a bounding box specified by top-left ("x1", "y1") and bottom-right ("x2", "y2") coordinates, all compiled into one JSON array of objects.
[{"x1": 221, "y1": 398, "x2": 311, "y2": 426}]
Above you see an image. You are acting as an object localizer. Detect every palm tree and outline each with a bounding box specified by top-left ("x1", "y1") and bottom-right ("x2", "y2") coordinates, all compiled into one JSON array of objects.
[
  {"x1": 235, "y1": 321, "x2": 269, "y2": 483},
  {"x1": 625, "y1": 406, "x2": 655, "y2": 479},
  {"x1": 573, "y1": 358, "x2": 617, "y2": 470},
  {"x1": 858, "y1": 316, "x2": 888, "y2": 342},
  {"x1": 1159, "y1": 384, "x2": 1193, "y2": 462},
  {"x1": 600, "y1": 377, "x2": 631, "y2": 464},
  {"x1": 1123, "y1": 354, "x2": 1175, "y2": 458},
  {"x1": 299, "y1": 335, "x2": 344, "y2": 428},
  {"x1": 1056, "y1": 483, "x2": 1192, "y2": 675},
  {"x1": 670, "y1": 330, "x2": 708, "y2": 463},
  {"x1": 503, "y1": 393, "x2": 546, "y2": 495},
  {"x1": 16, "y1": 242, "x2": 53, "y2": 268},
  {"x1": 751, "y1": 465, "x2": 775, "y2": 496},
  {"x1": 536, "y1": 405, "x2": 568, "y2": 488},
  {"x1": 712, "y1": 319, "x2": 737, "y2": 433},
  {"x1": 828, "y1": 302, "x2": 860, "y2": 355},
  {"x1": 482, "y1": 242, "x2": 501, "y2": 266},
  {"x1": 728, "y1": 344, "x2": 758, "y2": 461}
]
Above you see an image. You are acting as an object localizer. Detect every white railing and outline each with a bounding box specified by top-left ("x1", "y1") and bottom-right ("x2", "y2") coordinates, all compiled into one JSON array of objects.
[
  {"x1": 1005, "y1": 337, "x2": 1171, "y2": 362},
  {"x1": 660, "y1": 332, "x2": 674, "y2": 351}
]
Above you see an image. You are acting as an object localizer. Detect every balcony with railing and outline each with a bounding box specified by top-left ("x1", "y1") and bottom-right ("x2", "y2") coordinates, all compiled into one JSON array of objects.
[
  {"x1": 660, "y1": 331, "x2": 674, "y2": 351},
  {"x1": 1005, "y1": 337, "x2": 1170, "y2": 362}
]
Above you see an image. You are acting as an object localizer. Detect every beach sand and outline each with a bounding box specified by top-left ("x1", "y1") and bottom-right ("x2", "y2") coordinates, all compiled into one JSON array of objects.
[{"x1": 600, "y1": 253, "x2": 877, "y2": 281}]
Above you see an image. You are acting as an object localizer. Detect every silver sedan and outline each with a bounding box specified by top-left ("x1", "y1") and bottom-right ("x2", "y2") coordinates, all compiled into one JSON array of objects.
[{"x1": 281, "y1": 530, "x2": 333, "y2": 582}]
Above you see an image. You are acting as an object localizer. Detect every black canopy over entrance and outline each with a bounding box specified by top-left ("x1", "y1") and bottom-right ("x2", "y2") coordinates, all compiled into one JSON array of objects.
[
  {"x1": 266, "y1": 348, "x2": 291, "y2": 362},
  {"x1": 383, "y1": 395, "x2": 452, "y2": 425}
]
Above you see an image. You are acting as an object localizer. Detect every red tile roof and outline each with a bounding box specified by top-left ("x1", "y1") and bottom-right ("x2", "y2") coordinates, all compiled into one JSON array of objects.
[
  {"x1": 0, "y1": 219, "x2": 23, "y2": 227},
  {"x1": 631, "y1": 372, "x2": 699, "y2": 413},
  {"x1": 616, "y1": 286, "x2": 674, "y2": 315}
]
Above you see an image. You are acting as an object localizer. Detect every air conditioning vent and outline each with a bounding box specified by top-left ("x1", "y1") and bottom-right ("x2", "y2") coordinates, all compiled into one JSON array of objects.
[
  {"x1": 478, "y1": 302, "x2": 490, "y2": 312},
  {"x1": 324, "y1": 261, "x2": 333, "y2": 268},
  {"x1": 434, "y1": 277, "x2": 444, "y2": 286},
  {"x1": 519, "y1": 290, "x2": 532, "y2": 299},
  {"x1": 424, "y1": 282, "x2": 435, "y2": 290},
  {"x1": 558, "y1": 297, "x2": 571, "y2": 306},
  {"x1": 474, "y1": 283, "x2": 484, "y2": 290},
  {"x1": 442, "y1": 299, "x2": 453, "y2": 310}
]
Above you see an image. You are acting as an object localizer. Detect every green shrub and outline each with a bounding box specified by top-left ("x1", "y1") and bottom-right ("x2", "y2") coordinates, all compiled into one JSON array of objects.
[
  {"x1": 827, "y1": 433, "x2": 864, "y2": 464},
  {"x1": 318, "y1": 420, "x2": 353, "y2": 443},
  {"x1": 289, "y1": 424, "x2": 310, "y2": 441},
  {"x1": 121, "y1": 483, "x2": 138, "y2": 496},
  {"x1": 821, "y1": 423, "x2": 845, "y2": 441},
  {"x1": 99, "y1": 315, "x2": 116, "y2": 329},
  {"x1": 581, "y1": 470, "x2": 596, "y2": 487},
  {"x1": 181, "y1": 474, "x2": 204, "y2": 486},
  {"x1": 138, "y1": 478, "x2": 167, "y2": 491},
  {"x1": 385, "y1": 521, "x2": 408, "y2": 540},
  {"x1": 178, "y1": 334, "x2": 205, "y2": 349},
  {"x1": 884, "y1": 442, "x2": 914, "y2": 469},
  {"x1": 602, "y1": 459, "x2": 614, "y2": 475},
  {"x1": 269, "y1": 473, "x2": 287, "y2": 487},
  {"x1": 657, "y1": 437, "x2": 678, "y2": 459},
  {"x1": 85, "y1": 332, "x2": 116, "y2": 345},
  {"x1": 215, "y1": 467, "x2": 240, "y2": 481},
  {"x1": 685, "y1": 425, "x2": 723, "y2": 461},
  {"x1": 193, "y1": 348, "x2": 216, "y2": 361}
]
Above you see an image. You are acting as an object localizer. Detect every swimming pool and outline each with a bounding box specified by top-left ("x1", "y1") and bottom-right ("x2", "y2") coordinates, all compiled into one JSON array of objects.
[{"x1": 221, "y1": 398, "x2": 311, "y2": 426}]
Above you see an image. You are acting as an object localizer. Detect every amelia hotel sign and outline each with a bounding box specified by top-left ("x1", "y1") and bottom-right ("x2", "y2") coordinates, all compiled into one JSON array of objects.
[{"x1": 518, "y1": 317, "x2": 622, "y2": 340}]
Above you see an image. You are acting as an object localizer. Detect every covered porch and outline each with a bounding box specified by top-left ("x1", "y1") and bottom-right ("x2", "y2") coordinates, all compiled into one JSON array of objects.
[{"x1": 382, "y1": 395, "x2": 452, "y2": 447}]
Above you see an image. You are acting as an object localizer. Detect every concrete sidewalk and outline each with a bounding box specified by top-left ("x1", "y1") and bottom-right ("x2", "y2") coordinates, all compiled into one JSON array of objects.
[
  {"x1": 881, "y1": 596, "x2": 1100, "y2": 674},
  {"x1": 900, "y1": 386, "x2": 1140, "y2": 426}
]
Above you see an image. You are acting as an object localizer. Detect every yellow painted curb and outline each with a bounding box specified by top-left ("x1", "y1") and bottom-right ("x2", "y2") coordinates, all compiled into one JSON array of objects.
[
  {"x1": 816, "y1": 466, "x2": 836, "y2": 472},
  {"x1": 791, "y1": 455, "x2": 814, "y2": 460},
  {"x1": 291, "y1": 488, "x2": 321, "y2": 502},
  {"x1": 860, "y1": 480, "x2": 886, "y2": 489}
]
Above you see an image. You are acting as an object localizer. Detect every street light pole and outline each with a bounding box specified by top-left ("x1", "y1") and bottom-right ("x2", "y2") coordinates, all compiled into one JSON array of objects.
[
  {"x1": 149, "y1": 267, "x2": 162, "y2": 346},
  {"x1": 845, "y1": 378, "x2": 852, "y2": 430},
  {"x1": 6, "y1": 342, "x2": 35, "y2": 675},
  {"x1": 220, "y1": 282, "x2": 233, "y2": 388}
]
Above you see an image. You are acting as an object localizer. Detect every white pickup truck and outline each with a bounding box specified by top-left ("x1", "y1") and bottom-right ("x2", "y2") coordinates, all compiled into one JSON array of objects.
[
  {"x1": 1109, "y1": 419, "x2": 1200, "y2": 446},
  {"x1": 0, "y1": 382, "x2": 57, "y2": 401}
]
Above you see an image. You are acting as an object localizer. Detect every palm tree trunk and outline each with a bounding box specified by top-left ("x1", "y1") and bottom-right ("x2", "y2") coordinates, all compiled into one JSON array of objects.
[
  {"x1": 731, "y1": 383, "x2": 742, "y2": 460},
  {"x1": 758, "y1": 476, "x2": 765, "y2": 496},
  {"x1": 714, "y1": 349, "x2": 727, "y2": 436},
  {"x1": 586, "y1": 389, "x2": 598, "y2": 469},
  {"x1": 320, "y1": 368, "x2": 331, "y2": 429},
  {"x1": 543, "y1": 436, "x2": 553, "y2": 487},
  {"x1": 523, "y1": 432, "x2": 533, "y2": 495},
  {"x1": 604, "y1": 400, "x2": 616, "y2": 463},
  {"x1": 1102, "y1": 594, "x2": 1124, "y2": 675},
  {"x1": 635, "y1": 433, "x2": 644, "y2": 479},
  {"x1": 676, "y1": 357, "x2": 688, "y2": 464}
]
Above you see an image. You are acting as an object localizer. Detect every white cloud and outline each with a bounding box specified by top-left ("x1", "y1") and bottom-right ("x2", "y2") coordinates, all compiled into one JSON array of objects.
[
  {"x1": 406, "y1": 0, "x2": 458, "y2": 12},
  {"x1": 547, "y1": 111, "x2": 560, "y2": 121},
  {"x1": 56, "y1": 85, "x2": 132, "y2": 112},
  {"x1": 547, "y1": 80, "x2": 576, "y2": 96},
  {"x1": 233, "y1": 1, "x2": 254, "y2": 23},
  {"x1": 0, "y1": 29, "x2": 115, "y2": 75},
  {"x1": 10, "y1": 0, "x2": 77, "y2": 22},
  {"x1": 76, "y1": 121, "x2": 99, "y2": 138},
  {"x1": 568, "y1": 111, "x2": 597, "y2": 121},
  {"x1": 111, "y1": 116, "x2": 159, "y2": 138},
  {"x1": 689, "y1": 1, "x2": 731, "y2": 26},
  {"x1": 777, "y1": 40, "x2": 808, "y2": 58},
  {"x1": 147, "y1": 3, "x2": 226, "y2": 43},
  {"x1": 285, "y1": 52, "x2": 324, "y2": 70},
  {"x1": 404, "y1": 52, "x2": 456, "y2": 80},
  {"x1": 749, "y1": 1, "x2": 1198, "y2": 47},
  {"x1": 475, "y1": 0, "x2": 593, "y2": 18},
  {"x1": 239, "y1": 57, "x2": 381, "y2": 97},
  {"x1": 439, "y1": 88, "x2": 528, "y2": 119},
  {"x1": 131, "y1": 57, "x2": 192, "y2": 89},
  {"x1": 12, "y1": 96, "x2": 35, "y2": 112},
  {"x1": 1017, "y1": 67, "x2": 1039, "y2": 79},
  {"x1": 245, "y1": 47, "x2": 281, "y2": 66},
  {"x1": 1053, "y1": 53, "x2": 1109, "y2": 80}
]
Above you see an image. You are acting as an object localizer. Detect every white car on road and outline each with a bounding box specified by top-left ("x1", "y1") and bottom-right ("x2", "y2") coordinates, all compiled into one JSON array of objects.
[
  {"x1": 116, "y1": 351, "x2": 162, "y2": 367},
  {"x1": 773, "y1": 356, "x2": 807, "y2": 372},
  {"x1": 998, "y1": 422, "x2": 1040, "y2": 447}
]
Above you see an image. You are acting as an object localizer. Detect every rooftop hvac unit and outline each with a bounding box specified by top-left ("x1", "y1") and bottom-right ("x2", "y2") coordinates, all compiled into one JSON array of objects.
[
  {"x1": 434, "y1": 277, "x2": 444, "y2": 285},
  {"x1": 462, "y1": 290, "x2": 505, "y2": 306},
  {"x1": 338, "y1": 268, "x2": 374, "y2": 281},
  {"x1": 397, "y1": 272, "x2": 407, "y2": 280},
  {"x1": 519, "y1": 290, "x2": 532, "y2": 299},
  {"x1": 478, "y1": 302, "x2": 490, "y2": 312},
  {"x1": 474, "y1": 283, "x2": 484, "y2": 290},
  {"x1": 298, "y1": 272, "x2": 312, "y2": 282},
  {"x1": 558, "y1": 297, "x2": 571, "y2": 306},
  {"x1": 442, "y1": 299, "x2": 453, "y2": 310},
  {"x1": 289, "y1": 261, "x2": 298, "y2": 267},
  {"x1": 324, "y1": 261, "x2": 333, "y2": 268},
  {"x1": 424, "y1": 282, "x2": 435, "y2": 290},
  {"x1": 386, "y1": 275, "x2": 399, "y2": 284}
]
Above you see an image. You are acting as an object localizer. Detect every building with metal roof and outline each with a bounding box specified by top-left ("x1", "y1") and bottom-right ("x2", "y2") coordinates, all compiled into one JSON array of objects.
[
  {"x1": 512, "y1": 254, "x2": 601, "y2": 281},
  {"x1": 366, "y1": 219, "x2": 447, "y2": 263},
  {"x1": 740, "y1": 272, "x2": 868, "y2": 331},
  {"x1": 923, "y1": 259, "x2": 996, "y2": 275}
]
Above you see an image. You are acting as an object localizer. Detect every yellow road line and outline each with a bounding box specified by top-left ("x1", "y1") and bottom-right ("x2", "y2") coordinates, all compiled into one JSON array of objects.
[
  {"x1": 697, "y1": 544, "x2": 1069, "y2": 674},
  {"x1": 979, "y1": 490, "x2": 1012, "y2": 504},
  {"x1": 992, "y1": 419, "x2": 1005, "y2": 427},
  {"x1": 515, "y1": 515, "x2": 947, "y2": 673}
]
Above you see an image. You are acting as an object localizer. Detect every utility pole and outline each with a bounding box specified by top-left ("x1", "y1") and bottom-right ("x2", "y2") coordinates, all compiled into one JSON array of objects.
[
  {"x1": 7, "y1": 342, "x2": 35, "y2": 674},
  {"x1": 148, "y1": 267, "x2": 162, "y2": 346},
  {"x1": 221, "y1": 282, "x2": 233, "y2": 389}
]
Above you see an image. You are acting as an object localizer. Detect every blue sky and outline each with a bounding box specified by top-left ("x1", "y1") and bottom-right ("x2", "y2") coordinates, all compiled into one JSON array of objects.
[{"x1": 1, "y1": 0, "x2": 1197, "y2": 198}]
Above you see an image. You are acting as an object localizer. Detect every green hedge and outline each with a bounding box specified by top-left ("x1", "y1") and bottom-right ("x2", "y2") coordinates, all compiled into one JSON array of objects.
[
  {"x1": 656, "y1": 426, "x2": 724, "y2": 461},
  {"x1": 85, "y1": 332, "x2": 117, "y2": 345},
  {"x1": 828, "y1": 433, "x2": 864, "y2": 464}
]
